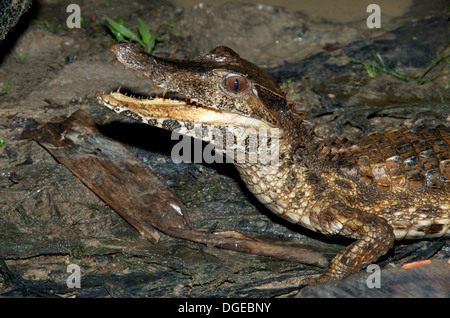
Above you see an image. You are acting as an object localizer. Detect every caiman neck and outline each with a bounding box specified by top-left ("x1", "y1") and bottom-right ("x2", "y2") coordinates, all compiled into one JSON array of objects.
[{"x1": 233, "y1": 111, "x2": 325, "y2": 197}]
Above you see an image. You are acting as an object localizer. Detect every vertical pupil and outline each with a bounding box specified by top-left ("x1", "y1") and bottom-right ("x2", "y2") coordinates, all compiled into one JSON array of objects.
[{"x1": 234, "y1": 79, "x2": 239, "y2": 91}]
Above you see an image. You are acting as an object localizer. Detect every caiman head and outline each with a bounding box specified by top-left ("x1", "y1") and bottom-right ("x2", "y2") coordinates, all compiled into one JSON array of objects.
[{"x1": 98, "y1": 41, "x2": 314, "y2": 164}]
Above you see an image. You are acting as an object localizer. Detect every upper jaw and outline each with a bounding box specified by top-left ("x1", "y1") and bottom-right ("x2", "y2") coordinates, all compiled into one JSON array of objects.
[
  {"x1": 111, "y1": 40, "x2": 217, "y2": 94},
  {"x1": 97, "y1": 91, "x2": 273, "y2": 129}
]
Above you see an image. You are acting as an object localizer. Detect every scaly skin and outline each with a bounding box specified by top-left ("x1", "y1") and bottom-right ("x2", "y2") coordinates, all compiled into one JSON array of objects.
[{"x1": 97, "y1": 41, "x2": 449, "y2": 284}]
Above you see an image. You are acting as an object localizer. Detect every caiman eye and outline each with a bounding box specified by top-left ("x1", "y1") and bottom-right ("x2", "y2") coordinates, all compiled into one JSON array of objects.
[{"x1": 224, "y1": 75, "x2": 247, "y2": 94}]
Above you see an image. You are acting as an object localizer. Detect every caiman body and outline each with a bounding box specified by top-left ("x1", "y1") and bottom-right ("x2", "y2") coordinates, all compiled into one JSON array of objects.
[{"x1": 98, "y1": 41, "x2": 450, "y2": 284}]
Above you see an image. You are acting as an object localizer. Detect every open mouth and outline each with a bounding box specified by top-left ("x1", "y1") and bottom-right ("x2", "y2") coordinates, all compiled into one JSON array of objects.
[
  {"x1": 98, "y1": 41, "x2": 282, "y2": 164},
  {"x1": 98, "y1": 47, "x2": 272, "y2": 129},
  {"x1": 97, "y1": 91, "x2": 271, "y2": 129},
  {"x1": 97, "y1": 40, "x2": 274, "y2": 129}
]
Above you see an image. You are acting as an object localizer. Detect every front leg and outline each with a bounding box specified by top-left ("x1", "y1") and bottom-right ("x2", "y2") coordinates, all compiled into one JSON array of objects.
[{"x1": 304, "y1": 204, "x2": 395, "y2": 284}]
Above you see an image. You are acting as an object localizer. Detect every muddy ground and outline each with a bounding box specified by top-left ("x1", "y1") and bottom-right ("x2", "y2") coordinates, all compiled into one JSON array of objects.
[{"x1": 0, "y1": 0, "x2": 449, "y2": 298}]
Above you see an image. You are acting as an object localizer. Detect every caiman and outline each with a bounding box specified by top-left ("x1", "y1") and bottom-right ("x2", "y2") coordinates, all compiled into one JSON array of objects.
[{"x1": 97, "y1": 41, "x2": 450, "y2": 284}]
